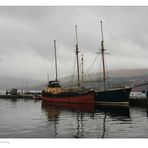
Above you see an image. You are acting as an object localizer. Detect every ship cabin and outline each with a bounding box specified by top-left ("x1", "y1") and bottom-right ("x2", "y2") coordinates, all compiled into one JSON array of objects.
[
  {"x1": 48, "y1": 81, "x2": 61, "y2": 88},
  {"x1": 130, "y1": 83, "x2": 148, "y2": 99}
]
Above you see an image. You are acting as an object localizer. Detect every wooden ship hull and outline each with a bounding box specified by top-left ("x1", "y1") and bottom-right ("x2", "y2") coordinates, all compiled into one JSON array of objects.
[
  {"x1": 95, "y1": 87, "x2": 132, "y2": 106},
  {"x1": 42, "y1": 91, "x2": 95, "y2": 104}
]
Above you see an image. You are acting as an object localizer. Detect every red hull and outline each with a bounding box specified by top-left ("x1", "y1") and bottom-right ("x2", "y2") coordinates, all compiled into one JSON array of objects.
[{"x1": 41, "y1": 94, "x2": 95, "y2": 104}]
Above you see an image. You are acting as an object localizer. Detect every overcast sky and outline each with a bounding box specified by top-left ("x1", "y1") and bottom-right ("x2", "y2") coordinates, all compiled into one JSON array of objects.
[{"x1": 0, "y1": 6, "x2": 148, "y2": 82}]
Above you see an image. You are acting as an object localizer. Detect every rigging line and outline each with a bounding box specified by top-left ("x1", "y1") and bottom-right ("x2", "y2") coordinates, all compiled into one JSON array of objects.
[
  {"x1": 101, "y1": 24, "x2": 131, "y2": 87},
  {"x1": 99, "y1": 54, "x2": 111, "y2": 80},
  {"x1": 97, "y1": 52, "x2": 105, "y2": 85},
  {"x1": 97, "y1": 53, "x2": 110, "y2": 89},
  {"x1": 103, "y1": 23, "x2": 133, "y2": 85},
  {"x1": 104, "y1": 58, "x2": 110, "y2": 89},
  {"x1": 99, "y1": 23, "x2": 123, "y2": 86},
  {"x1": 98, "y1": 53, "x2": 102, "y2": 79},
  {"x1": 107, "y1": 55, "x2": 126, "y2": 87},
  {"x1": 83, "y1": 55, "x2": 98, "y2": 79}
]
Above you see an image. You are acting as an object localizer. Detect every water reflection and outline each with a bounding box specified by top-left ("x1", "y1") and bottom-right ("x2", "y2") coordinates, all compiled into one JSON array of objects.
[
  {"x1": 2, "y1": 98, "x2": 148, "y2": 138},
  {"x1": 94, "y1": 105, "x2": 131, "y2": 138},
  {"x1": 95, "y1": 105, "x2": 130, "y2": 119},
  {"x1": 42, "y1": 101, "x2": 131, "y2": 138},
  {"x1": 101, "y1": 112, "x2": 107, "y2": 138},
  {"x1": 41, "y1": 103, "x2": 60, "y2": 138},
  {"x1": 74, "y1": 112, "x2": 84, "y2": 138},
  {"x1": 42, "y1": 102, "x2": 95, "y2": 113},
  {"x1": 41, "y1": 102, "x2": 94, "y2": 138}
]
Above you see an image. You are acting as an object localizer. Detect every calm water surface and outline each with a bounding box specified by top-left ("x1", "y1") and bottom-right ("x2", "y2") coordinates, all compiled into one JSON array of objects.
[{"x1": 0, "y1": 98, "x2": 148, "y2": 138}]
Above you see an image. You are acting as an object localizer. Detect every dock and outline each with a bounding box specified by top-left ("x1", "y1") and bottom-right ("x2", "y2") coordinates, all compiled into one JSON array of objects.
[
  {"x1": 0, "y1": 94, "x2": 42, "y2": 100},
  {"x1": 0, "y1": 88, "x2": 42, "y2": 100},
  {"x1": 0, "y1": 94, "x2": 34, "y2": 99}
]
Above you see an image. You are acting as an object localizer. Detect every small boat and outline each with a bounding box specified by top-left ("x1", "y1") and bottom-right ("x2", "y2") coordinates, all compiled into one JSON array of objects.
[
  {"x1": 95, "y1": 21, "x2": 132, "y2": 106},
  {"x1": 42, "y1": 26, "x2": 95, "y2": 104}
]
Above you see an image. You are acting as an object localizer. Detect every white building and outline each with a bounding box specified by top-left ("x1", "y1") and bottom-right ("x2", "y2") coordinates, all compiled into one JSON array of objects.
[{"x1": 130, "y1": 83, "x2": 148, "y2": 99}]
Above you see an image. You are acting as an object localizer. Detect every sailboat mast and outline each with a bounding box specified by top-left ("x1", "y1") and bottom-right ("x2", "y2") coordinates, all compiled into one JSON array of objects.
[
  {"x1": 81, "y1": 54, "x2": 84, "y2": 85},
  {"x1": 100, "y1": 21, "x2": 106, "y2": 91},
  {"x1": 75, "y1": 25, "x2": 80, "y2": 88},
  {"x1": 54, "y1": 40, "x2": 58, "y2": 81}
]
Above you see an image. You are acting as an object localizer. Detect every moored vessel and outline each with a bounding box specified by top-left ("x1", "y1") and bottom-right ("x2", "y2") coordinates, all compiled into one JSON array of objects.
[
  {"x1": 42, "y1": 26, "x2": 95, "y2": 104},
  {"x1": 95, "y1": 21, "x2": 132, "y2": 106},
  {"x1": 42, "y1": 80, "x2": 94, "y2": 103}
]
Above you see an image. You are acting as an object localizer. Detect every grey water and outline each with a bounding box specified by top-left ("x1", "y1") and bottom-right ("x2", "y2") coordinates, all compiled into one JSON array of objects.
[{"x1": 0, "y1": 98, "x2": 148, "y2": 138}]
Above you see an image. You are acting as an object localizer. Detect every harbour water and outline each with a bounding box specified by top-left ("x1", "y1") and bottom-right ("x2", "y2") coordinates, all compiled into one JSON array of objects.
[{"x1": 0, "y1": 98, "x2": 148, "y2": 138}]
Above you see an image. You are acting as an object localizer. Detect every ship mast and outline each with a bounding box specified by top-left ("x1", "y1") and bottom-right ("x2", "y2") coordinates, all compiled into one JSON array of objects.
[
  {"x1": 54, "y1": 40, "x2": 58, "y2": 82},
  {"x1": 75, "y1": 25, "x2": 80, "y2": 88},
  {"x1": 100, "y1": 21, "x2": 107, "y2": 91},
  {"x1": 81, "y1": 54, "x2": 84, "y2": 86}
]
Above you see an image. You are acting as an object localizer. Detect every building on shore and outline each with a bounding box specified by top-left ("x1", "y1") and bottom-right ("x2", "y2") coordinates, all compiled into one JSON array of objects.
[{"x1": 130, "y1": 83, "x2": 148, "y2": 99}]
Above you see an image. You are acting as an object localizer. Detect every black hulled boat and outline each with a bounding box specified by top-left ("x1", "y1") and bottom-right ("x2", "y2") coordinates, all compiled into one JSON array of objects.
[{"x1": 95, "y1": 21, "x2": 132, "y2": 106}]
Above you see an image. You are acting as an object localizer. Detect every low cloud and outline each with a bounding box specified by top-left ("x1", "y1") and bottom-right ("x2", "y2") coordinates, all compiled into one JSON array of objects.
[{"x1": 0, "y1": 6, "x2": 148, "y2": 84}]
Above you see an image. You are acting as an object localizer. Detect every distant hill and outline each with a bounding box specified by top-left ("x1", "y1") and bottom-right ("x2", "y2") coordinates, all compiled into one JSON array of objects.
[
  {"x1": 60, "y1": 68, "x2": 148, "y2": 89},
  {"x1": 60, "y1": 68, "x2": 148, "y2": 81},
  {"x1": 0, "y1": 68, "x2": 148, "y2": 90}
]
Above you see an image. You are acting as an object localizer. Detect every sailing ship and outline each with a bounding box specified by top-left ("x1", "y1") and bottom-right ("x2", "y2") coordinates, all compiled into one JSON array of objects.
[
  {"x1": 95, "y1": 21, "x2": 132, "y2": 106},
  {"x1": 42, "y1": 26, "x2": 95, "y2": 104}
]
